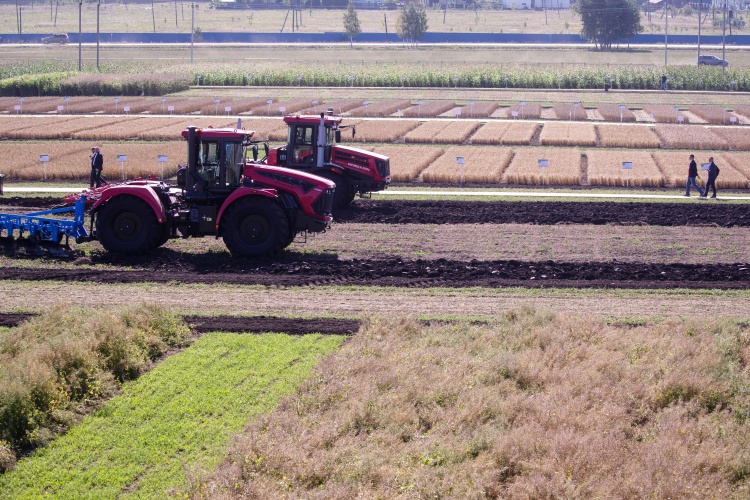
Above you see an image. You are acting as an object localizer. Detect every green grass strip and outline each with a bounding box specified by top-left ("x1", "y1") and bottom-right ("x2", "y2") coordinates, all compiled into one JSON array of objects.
[{"x1": 0, "y1": 332, "x2": 344, "y2": 499}]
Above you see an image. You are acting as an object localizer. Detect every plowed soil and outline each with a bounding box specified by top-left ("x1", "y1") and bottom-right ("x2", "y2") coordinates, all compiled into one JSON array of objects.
[
  {"x1": 3, "y1": 197, "x2": 750, "y2": 227},
  {"x1": 1, "y1": 198, "x2": 749, "y2": 290},
  {"x1": 0, "y1": 312, "x2": 359, "y2": 335}
]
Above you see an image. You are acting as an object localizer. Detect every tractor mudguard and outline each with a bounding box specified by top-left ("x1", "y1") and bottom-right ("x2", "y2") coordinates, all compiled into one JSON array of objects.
[
  {"x1": 91, "y1": 185, "x2": 167, "y2": 223},
  {"x1": 216, "y1": 186, "x2": 278, "y2": 232}
]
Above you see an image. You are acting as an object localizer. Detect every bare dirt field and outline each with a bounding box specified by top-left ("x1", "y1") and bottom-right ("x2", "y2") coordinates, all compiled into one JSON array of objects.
[{"x1": 1, "y1": 198, "x2": 748, "y2": 291}]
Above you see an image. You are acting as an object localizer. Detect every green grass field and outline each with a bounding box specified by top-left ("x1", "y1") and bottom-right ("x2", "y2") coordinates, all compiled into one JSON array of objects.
[{"x1": 0, "y1": 331, "x2": 343, "y2": 498}]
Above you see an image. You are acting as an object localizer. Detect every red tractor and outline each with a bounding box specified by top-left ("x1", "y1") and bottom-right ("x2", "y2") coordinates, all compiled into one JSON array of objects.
[
  {"x1": 265, "y1": 113, "x2": 390, "y2": 208},
  {"x1": 82, "y1": 126, "x2": 335, "y2": 257}
]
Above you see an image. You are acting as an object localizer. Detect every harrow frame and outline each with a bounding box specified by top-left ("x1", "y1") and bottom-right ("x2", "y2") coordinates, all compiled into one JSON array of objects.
[{"x1": 0, "y1": 197, "x2": 90, "y2": 257}]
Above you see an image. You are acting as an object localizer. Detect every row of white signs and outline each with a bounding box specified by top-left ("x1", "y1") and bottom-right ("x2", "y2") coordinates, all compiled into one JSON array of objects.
[{"x1": 38, "y1": 155, "x2": 168, "y2": 163}]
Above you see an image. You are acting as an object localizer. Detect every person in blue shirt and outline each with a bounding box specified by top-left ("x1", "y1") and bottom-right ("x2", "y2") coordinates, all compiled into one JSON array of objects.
[{"x1": 701, "y1": 157, "x2": 719, "y2": 199}]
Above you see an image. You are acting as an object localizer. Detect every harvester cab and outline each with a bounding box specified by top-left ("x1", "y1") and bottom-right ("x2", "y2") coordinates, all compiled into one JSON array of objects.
[{"x1": 265, "y1": 113, "x2": 391, "y2": 209}]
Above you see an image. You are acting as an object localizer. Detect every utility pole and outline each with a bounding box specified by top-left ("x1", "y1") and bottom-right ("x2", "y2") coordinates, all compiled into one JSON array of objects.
[
  {"x1": 722, "y1": 1, "x2": 727, "y2": 73},
  {"x1": 190, "y1": 2, "x2": 194, "y2": 64},
  {"x1": 78, "y1": 0, "x2": 82, "y2": 72},
  {"x1": 664, "y1": 0, "x2": 669, "y2": 69},
  {"x1": 698, "y1": 0, "x2": 701, "y2": 59},
  {"x1": 96, "y1": 0, "x2": 101, "y2": 70}
]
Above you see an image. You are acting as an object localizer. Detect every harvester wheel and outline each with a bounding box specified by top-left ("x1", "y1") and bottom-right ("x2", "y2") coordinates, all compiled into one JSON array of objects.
[
  {"x1": 96, "y1": 195, "x2": 162, "y2": 254},
  {"x1": 222, "y1": 197, "x2": 290, "y2": 257}
]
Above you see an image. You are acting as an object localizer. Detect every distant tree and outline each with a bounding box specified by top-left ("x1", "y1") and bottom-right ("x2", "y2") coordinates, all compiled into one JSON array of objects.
[
  {"x1": 574, "y1": 0, "x2": 643, "y2": 49},
  {"x1": 397, "y1": 3, "x2": 428, "y2": 47},
  {"x1": 343, "y1": 1, "x2": 361, "y2": 48}
]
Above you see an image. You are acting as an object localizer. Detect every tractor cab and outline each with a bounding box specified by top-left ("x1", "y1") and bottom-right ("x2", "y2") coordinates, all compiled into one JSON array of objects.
[
  {"x1": 178, "y1": 126, "x2": 255, "y2": 199},
  {"x1": 271, "y1": 114, "x2": 342, "y2": 170}
]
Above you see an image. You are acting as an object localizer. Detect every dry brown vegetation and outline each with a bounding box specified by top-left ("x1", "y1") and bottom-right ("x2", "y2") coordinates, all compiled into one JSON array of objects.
[
  {"x1": 404, "y1": 121, "x2": 452, "y2": 144},
  {"x1": 688, "y1": 105, "x2": 740, "y2": 124},
  {"x1": 587, "y1": 150, "x2": 664, "y2": 187},
  {"x1": 643, "y1": 105, "x2": 690, "y2": 123},
  {"x1": 372, "y1": 145, "x2": 444, "y2": 182},
  {"x1": 597, "y1": 124, "x2": 661, "y2": 148},
  {"x1": 734, "y1": 106, "x2": 750, "y2": 120},
  {"x1": 470, "y1": 121, "x2": 538, "y2": 146},
  {"x1": 722, "y1": 152, "x2": 750, "y2": 183},
  {"x1": 346, "y1": 119, "x2": 420, "y2": 143},
  {"x1": 713, "y1": 128, "x2": 750, "y2": 151},
  {"x1": 303, "y1": 100, "x2": 363, "y2": 116},
  {"x1": 193, "y1": 312, "x2": 750, "y2": 499},
  {"x1": 539, "y1": 122, "x2": 597, "y2": 147},
  {"x1": 247, "y1": 98, "x2": 312, "y2": 116},
  {"x1": 196, "y1": 97, "x2": 273, "y2": 116},
  {"x1": 348, "y1": 100, "x2": 411, "y2": 117},
  {"x1": 402, "y1": 101, "x2": 455, "y2": 118},
  {"x1": 0, "y1": 141, "x2": 184, "y2": 181},
  {"x1": 651, "y1": 151, "x2": 703, "y2": 188},
  {"x1": 1, "y1": 116, "x2": 139, "y2": 140},
  {"x1": 502, "y1": 147, "x2": 581, "y2": 185},
  {"x1": 505, "y1": 103, "x2": 542, "y2": 119},
  {"x1": 649, "y1": 151, "x2": 750, "y2": 190},
  {"x1": 714, "y1": 153, "x2": 750, "y2": 189},
  {"x1": 655, "y1": 124, "x2": 730, "y2": 150},
  {"x1": 553, "y1": 103, "x2": 588, "y2": 121},
  {"x1": 137, "y1": 119, "x2": 237, "y2": 141},
  {"x1": 597, "y1": 104, "x2": 636, "y2": 122},
  {"x1": 421, "y1": 146, "x2": 512, "y2": 183},
  {"x1": 431, "y1": 121, "x2": 481, "y2": 144},
  {"x1": 456, "y1": 101, "x2": 499, "y2": 118}
]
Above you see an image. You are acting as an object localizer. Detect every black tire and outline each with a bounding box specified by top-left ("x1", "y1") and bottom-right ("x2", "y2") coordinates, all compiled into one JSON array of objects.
[
  {"x1": 316, "y1": 171, "x2": 351, "y2": 209},
  {"x1": 222, "y1": 197, "x2": 290, "y2": 257},
  {"x1": 96, "y1": 195, "x2": 162, "y2": 254}
]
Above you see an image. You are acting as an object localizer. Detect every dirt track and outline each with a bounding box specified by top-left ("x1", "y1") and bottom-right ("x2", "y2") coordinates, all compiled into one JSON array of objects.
[
  {"x1": 0, "y1": 312, "x2": 358, "y2": 335},
  {"x1": 3, "y1": 197, "x2": 750, "y2": 227},
  {"x1": 1, "y1": 198, "x2": 749, "y2": 290}
]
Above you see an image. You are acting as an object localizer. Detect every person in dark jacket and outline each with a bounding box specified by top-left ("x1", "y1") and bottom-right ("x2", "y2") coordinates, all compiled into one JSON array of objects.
[
  {"x1": 684, "y1": 154, "x2": 704, "y2": 197},
  {"x1": 701, "y1": 156, "x2": 719, "y2": 199},
  {"x1": 89, "y1": 146, "x2": 103, "y2": 188}
]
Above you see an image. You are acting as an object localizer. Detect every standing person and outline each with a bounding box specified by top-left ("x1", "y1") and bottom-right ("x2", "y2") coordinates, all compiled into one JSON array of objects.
[
  {"x1": 660, "y1": 74, "x2": 667, "y2": 90},
  {"x1": 701, "y1": 156, "x2": 719, "y2": 199},
  {"x1": 684, "y1": 154, "x2": 704, "y2": 197},
  {"x1": 89, "y1": 146, "x2": 103, "y2": 188}
]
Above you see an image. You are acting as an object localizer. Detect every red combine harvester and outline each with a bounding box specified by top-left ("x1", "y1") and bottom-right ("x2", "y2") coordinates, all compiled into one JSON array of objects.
[
  {"x1": 2, "y1": 126, "x2": 335, "y2": 258},
  {"x1": 265, "y1": 113, "x2": 391, "y2": 208}
]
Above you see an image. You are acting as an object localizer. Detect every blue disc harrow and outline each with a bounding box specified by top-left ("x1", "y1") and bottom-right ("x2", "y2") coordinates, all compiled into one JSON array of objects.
[{"x1": 0, "y1": 197, "x2": 90, "y2": 258}]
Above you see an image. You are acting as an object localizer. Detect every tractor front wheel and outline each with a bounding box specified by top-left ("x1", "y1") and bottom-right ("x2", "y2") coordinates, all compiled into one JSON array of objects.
[
  {"x1": 96, "y1": 195, "x2": 163, "y2": 254},
  {"x1": 316, "y1": 172, "x2": 352, "y2": 209},
  {"x1": 222, "y1": 198, "x2": 290, "y2": 257}
]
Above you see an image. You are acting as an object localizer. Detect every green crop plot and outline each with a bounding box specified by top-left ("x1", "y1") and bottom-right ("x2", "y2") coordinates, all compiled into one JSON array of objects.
[{"x1": 0, "y1": 331, "x2": 344, "y2": 499}]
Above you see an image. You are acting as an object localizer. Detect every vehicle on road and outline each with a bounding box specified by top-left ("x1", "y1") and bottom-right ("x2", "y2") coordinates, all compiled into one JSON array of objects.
[
  {"x1": 698, "y1": 55, "x2": 728, "y2": 67},
  {"x1": 41, "y1": 34, "x2": 69, "y2": 44}
]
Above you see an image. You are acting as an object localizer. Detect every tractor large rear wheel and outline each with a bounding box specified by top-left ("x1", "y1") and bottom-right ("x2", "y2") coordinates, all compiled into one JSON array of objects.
[
  {"x1": 222, "y1": 198, "x2": 290, "y2": 257},
  {"x1": 96, "y1": 195, "x2": 162, "y2": 254}
]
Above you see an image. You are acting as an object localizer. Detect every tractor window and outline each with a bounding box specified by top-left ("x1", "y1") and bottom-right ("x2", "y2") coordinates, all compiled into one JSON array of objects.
[
  {"x1": 292, "y1": 126, "x2": 314, "y2": 164},
  {"x1": 198, "y1": 141, "x2": 220, "y2": 187},
  {"x1": 224, "y1": 142, "x2": 244, "y2": 187}
]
